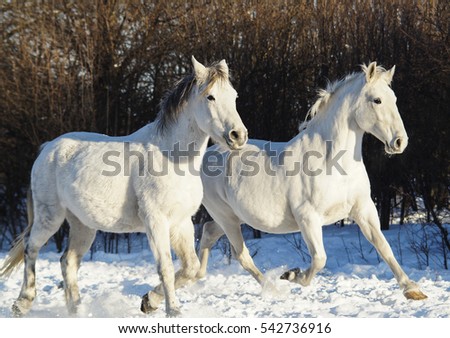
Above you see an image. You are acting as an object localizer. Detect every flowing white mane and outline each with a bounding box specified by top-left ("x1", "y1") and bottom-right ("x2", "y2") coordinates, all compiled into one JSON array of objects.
[{"x1": 299, "y1": 64, "x2": 389, "y2": 131}]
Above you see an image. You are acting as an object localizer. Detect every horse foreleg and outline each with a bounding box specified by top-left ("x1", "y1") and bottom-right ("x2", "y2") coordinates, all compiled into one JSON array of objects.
[
  {"x1": 142, "y1": 219, "x2": 200, "y2": 314},
  {"x1": 61, "y1": 213, "x2": 96, "y2": 314},
  {"x1": 281, "y1": 213, "x2": 326, "y2": 286},
  {"x1": 141, "y1": 213, "x2": 179, "y2": 317},
  {"x1": 351, "y1": 200, "x2": 427, "y2": 300},
  {"x1": 220, "y1": 221, "x2": 265, "y2": 284},
  {"x1": 171, "y1": 219, "x2": 201, "y2": 286}
]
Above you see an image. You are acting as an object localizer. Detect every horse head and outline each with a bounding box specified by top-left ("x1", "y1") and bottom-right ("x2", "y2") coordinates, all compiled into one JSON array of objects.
[
  {"x1": 191, "y1": 56, "x2": 248, "y2": 150},
  {"x1": 355, "y1": 62, "x2": 408, "y2": 154}
]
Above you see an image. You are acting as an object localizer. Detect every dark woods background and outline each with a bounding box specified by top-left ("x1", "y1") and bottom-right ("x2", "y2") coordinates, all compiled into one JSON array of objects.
[{"x1": 0, "y1": 1, "x2": 448, "y2": 262}]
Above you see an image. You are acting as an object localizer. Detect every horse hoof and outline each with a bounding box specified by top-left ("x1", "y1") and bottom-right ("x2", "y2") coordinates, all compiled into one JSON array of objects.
[
  {"x1": 67, "y1": 301, "x2": 81, "y2": 315},
  {"x1": 11, "y1": 298, "x2": 32, "y2": 317},
  {"x1": 166, "y1": 308, "x2": 182, "y2": 318},
  {"x1": 280, "y1": 267, "x2": 301, "y2": 281},
  {"x1": 11, "y1": 304, "x2": 25, "y2": 317},
  {"x1": 404, "y1": 289, "x2": 428, "y2": 300},
  {"x1": 140, "y1": 294, "x2": 158, "y2": 314}
]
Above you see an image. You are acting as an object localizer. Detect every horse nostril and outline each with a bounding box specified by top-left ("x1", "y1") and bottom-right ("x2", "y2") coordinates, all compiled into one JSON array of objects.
[
  {"x1": 394, "y1": 137, "x2": 402, "y2": 149},
  {"x1": 229, "y1": 130, "x2": 239, "y2": 141},
  {"x1": 227, "y1": 129, "x2": 247, "y2": 148}
]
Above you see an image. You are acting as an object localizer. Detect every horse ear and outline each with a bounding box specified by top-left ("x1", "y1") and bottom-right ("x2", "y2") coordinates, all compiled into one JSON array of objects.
[
  {"x1": 192, "y1": 56, "x2": 207, "y2": 80},
  {"x1": 365, "y1": 61, "x2": 378, "y2": 83},
  {"x1": 218, "y1": 59, "x2": 229, "y2": 76},
  {"x1": 385, "y1": 65, "x2": 396, "y2": 84}
]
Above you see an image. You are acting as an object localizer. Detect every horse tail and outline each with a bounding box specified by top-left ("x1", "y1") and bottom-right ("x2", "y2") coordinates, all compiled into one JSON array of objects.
[{"x1": 0, "y1": 187, "x2": 33, "y2": 279}]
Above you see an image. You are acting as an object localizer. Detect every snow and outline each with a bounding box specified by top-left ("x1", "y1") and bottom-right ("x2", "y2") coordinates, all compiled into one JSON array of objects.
[{"x1": 0, "y1": 223, "x2": 449, "y2": 318}]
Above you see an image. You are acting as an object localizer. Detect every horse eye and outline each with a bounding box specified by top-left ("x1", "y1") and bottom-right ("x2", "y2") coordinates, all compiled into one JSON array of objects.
[
  {"x1": 207, "y1": 95, "x2": 215, "y2": 101},
  {"x1": 373, "y1": 98, "x2": 382, "y2": 104}
]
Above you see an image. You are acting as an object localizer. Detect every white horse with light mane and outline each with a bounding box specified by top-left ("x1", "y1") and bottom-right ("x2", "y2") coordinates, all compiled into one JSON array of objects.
[
  {"x1": 0, "y1": 57, "x2": 248, "y2": 317},
  {"x1": 197, "y1": 62, "x2": 427, "y2": 300}
]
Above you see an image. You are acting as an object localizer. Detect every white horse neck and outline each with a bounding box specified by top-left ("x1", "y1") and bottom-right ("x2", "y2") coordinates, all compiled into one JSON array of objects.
[
  {"x1": 294, "y1": 75, "x2": 365, "y2": 165},
  {"x1": 159, "y1": 103, "x2": 209, "y2": 154},
  {"x1": 129, "y1": 101, "x2": 209, "y2": 165}
]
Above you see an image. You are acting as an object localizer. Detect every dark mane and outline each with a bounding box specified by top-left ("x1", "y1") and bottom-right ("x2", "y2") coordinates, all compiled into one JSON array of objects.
[
  {"x1": 155, "y1": 61, "x2": 230, "y2": 134},
  {"x1": 199, "y1": 60, "x2": 230, "y2": 94},
  {"x1": 156, "y1": 74, "x2": 196, "y2": 134}
]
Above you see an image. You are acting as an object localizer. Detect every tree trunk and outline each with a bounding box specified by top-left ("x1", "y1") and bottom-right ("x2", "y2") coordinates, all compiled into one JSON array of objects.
[{"x1": 380, "y1": 190, "x2": 391, "y2": 231}]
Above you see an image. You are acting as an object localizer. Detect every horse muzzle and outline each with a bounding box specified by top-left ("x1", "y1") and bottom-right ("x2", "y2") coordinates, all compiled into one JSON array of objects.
[
  {"x1": 385, "y1": 136, "x2": 408, "y2": 154},
  {"x1": 224, "y1": 128, "x2": 248, "y2": 150}
]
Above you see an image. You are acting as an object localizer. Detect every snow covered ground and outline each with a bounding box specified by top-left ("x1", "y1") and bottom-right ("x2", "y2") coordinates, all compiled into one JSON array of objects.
[{"x1": 0, "y1": 223, "x2": 449, "y2": 318}]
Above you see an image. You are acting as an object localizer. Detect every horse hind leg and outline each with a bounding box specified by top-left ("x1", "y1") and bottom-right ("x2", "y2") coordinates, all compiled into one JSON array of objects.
[
  {"x1": 60, "y1": 212, "x2": 96, "y2": 314},
  {"x1": 197, "y1": 220, "x2": 226, "y2": 279},
  {"x1": 13, "y1": 202, "x2": 66, "y2": 317},
  {"x1": 281, "y1": 214, "x2": 326, "y2": 287}
]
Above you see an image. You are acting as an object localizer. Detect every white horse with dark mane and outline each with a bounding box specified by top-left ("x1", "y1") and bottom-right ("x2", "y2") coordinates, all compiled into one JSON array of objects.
[
  {"x1": 197, "y1": 62, "x2": 427, "y2": 300},
  {"x1": 0, "y1": 57, "x2": 248, "y2": 317}
]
